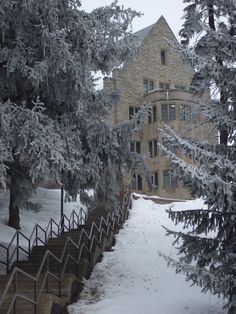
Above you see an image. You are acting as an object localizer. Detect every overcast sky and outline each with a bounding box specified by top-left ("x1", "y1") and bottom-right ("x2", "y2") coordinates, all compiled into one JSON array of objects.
[{"x1": 81, "y1": 0, "x2": 186, "y2": 38}]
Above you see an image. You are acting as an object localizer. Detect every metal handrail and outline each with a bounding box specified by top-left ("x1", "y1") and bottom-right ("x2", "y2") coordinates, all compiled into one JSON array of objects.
[
  {"x1": 0, "y1": 208, "x2": 88, "y2": 274},
  {"x1": 0, "y1": 189, "x2": 131, "y2": 314}
]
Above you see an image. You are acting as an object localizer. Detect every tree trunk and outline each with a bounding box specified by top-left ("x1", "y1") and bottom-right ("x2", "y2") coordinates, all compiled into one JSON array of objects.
[
  {"x1": 8, "y1": 182, "x2": 20, "y2": 230},
  {"x1": 208, "y1": 2, "x2": 228, "y2": 145}
]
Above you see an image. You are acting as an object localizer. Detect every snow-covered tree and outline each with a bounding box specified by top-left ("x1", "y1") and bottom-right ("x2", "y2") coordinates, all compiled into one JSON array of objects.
[
  {"x1": 159, "y1": 1, "x2": 236, "y2": 313},
  {"x1": 0, "y1": 0, "x2": 142, "y2": 229}
]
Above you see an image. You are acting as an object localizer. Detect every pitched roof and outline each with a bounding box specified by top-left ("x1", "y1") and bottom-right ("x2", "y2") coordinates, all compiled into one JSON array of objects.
[
  {"x1": 133, "y1": 15, "x2": 177, "y2": 48},
  {"x1": 133, "y1": 24, "x2": 154, "y2": 47}
]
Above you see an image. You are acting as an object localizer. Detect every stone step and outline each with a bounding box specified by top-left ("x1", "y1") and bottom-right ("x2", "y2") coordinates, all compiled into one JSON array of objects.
[{"x1": 0, "y1": 273, "x2": 80, "y2": 314}]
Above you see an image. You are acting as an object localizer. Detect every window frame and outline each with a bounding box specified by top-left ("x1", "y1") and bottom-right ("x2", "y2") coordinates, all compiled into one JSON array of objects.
[
  {"x1": 143, "y1": 78, "x2": 154, "y2": 94},
  {"x1": 129, "y1": 106, "x2": 139, "y2": 120},
  {"x1": 163, "y1": 170, "x2": 177, "y2": 190},
  {"x1": 130, "y1": 141, "x2": 141, "y2": 154},
  {"x1": 160, "y1": 50, "x2": 166, "y2": 65},
  {"x1": 148, "y1": 139, "x2": 158, "y2": 158},
  {"x1": 161, "y1": 103, "x2": 176, "y2": 121},
  {"x1": 151, "y1": 171, "x2": 159, "y2": 189},
  {"x1": 159, "y1": 82, "x2": 170, "y2": 90},
  {"x1": 131, "y1": 173, "x2": 143, "y2": 190},
  {"x1": 148, "y1": 105, "x2": 157, "y2": 124}
]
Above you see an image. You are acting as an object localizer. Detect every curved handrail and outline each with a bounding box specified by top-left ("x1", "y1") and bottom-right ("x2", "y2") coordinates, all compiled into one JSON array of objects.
[{"x1": 0, "y1": 189, "x2": 131, "y2": 314}]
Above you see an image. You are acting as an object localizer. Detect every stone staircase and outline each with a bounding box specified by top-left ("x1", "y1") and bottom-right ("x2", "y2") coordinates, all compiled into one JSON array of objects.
[{"x1": 0, "y1": 221, "x2": 118, "y2": 314}]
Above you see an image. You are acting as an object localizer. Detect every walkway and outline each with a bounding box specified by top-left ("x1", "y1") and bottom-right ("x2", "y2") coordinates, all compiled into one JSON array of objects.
[{"x1": 68, "y1": 197, "x2": 225, "y2": 314}]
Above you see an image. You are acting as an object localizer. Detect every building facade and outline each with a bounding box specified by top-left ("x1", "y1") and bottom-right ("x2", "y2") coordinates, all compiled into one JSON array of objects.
[{"x1": 104, "y1": 16, "x2": 211, "y2": 199}]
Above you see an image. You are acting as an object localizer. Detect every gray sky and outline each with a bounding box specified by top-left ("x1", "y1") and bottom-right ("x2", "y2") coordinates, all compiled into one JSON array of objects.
[{"x1": 81, "y1": 0, "x2": 186, "y2": 38}]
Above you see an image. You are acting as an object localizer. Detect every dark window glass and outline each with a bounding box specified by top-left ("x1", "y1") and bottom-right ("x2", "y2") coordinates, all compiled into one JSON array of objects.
[
  {"x1": 161, "y1": 50, "x2": 166, "y2": 65},
  {"x1": 161, "y1": 104, "x2": 176, "y2": 121},
  {"x1": 152, "y1": 171, "x2": 158, "y2": 188},
  {"x1": 136, "y1": 142, "x2": 141, "y2": 154},
  {"x1": 153, "y1": 105, "x2": 157, "y2": 122},
  {"x1": 161, "y1": 104, "x2": 168, "y2": 121},
  {"x1": 129, "y1": 107, "x2": 134, "y2": 120},
  {"x1": 169, "y1": 104, "x2": 176, "y2": 121},
  {"x1": 149, "y1": 140, "x2": 158, "y2": 157},
  {"x1": 153, "y1": 139, "x2": 158, "y2": 157},
  {"x1": 148, "y1": 105, "x2": 157, "y2": 124},
  {"x1": 163, "y1": 170, "x2": 170, "y2": 189},
  {"x1": 137, "y1": 174, "x2": 142, "y2": 190},
  {"x1": 143, "y1": 79, "x2": 154, "y2": 94},
  {"x1": 149, "y1": 141, "x2": 153, "y2": 157}
]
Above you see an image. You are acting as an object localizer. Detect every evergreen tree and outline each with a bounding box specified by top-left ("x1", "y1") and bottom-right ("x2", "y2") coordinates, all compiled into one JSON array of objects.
[
  {"x1": 0, "y1": 0, "x2": 142, "y2": 229},
  {"x1": 159, "y1": 1, "x2": 236, "y2": 313}
]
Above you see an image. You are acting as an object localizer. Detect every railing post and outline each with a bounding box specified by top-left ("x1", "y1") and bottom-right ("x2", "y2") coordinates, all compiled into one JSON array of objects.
[
  {"x1": 79, "y1": 208, "x2": 82, "y2": 225},
  {"x1": 34, "y1": 280, "x2": 37, "y2": 314},
  {"x1": 16, "y1": 232, "x2": 19, "y2": 262},
  {"x1": 61, "y1": 183, "x2": 64, "y2": 232},
  {"x1": 28, "y1": 237, "x2": 31, "y2": 261},
  {"x1": 36, "y1": 226, "x2": 38, "y2": 246},
  {"x1": 50, "y1": 220, "x2": 53, "y2": 239},
  {"x1": 58, "y1": 262, "x2": 62, "y2": 298},
  {"x1": 14, "y1": 272, "x2": 17, "y2": 314},
  {"x1": 46, "y1": 255, "x2": 49, "y2": 293},
  {"x1": 6, "y1": 249, "x2": 9, "y2": 273}
]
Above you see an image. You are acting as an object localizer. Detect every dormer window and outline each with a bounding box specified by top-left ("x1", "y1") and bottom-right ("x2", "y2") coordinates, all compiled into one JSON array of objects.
[
  {"x1": 161, "y1": 50, "x2": 166, "y2": 65},
  {"x1": 143, "y1": 79, "x2": 154, "y2": 94}
]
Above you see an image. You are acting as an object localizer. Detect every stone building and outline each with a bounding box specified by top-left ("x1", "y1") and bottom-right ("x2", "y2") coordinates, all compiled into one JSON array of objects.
[{"x1": 103, "y1": 16, "x2": 212, "y2": 199}]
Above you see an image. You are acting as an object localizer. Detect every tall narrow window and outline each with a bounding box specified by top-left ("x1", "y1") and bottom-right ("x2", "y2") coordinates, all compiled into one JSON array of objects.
[
  {"x1": 148, "y1": 139, "x2": 158, "y2": 158},
  {"x1": 163, "y1": 170, "x2": 170, "y2": 189},
  {"x1": 161, "y1": 50, "x2": 166, "y2": 65},
  {"x1": 169, "y1": 104, "x2": 176, "y2": 120},
  {"x1": 151, "y1": 171, "x2": 158, "y2": 189},
  {"x1": 148, "y1": 105, "x2": 157, "y2": 124},
  {"x1": 163, "y1": 170, "x2": 177, "y2": 189},
  {"x1": 161, "y1": 104, "x2": 168, "y2": 121},
  {"x1": 143, "y1": 79, "x2": 154, "y2": 94},
  {"x1": 132, "y1": 174, "x2": 143, "y2": 190}
]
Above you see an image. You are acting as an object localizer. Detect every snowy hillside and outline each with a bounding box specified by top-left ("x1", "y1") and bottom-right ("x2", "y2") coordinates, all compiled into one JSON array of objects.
[{"x1": 0, "y1": 188, "x2": 85, "y2": 273}]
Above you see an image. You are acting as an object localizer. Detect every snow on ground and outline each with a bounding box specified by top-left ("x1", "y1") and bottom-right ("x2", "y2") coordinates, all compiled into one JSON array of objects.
[
  {"x1": 0, "y1": 188, "x2": 85, "y2": 273},
  {"x1": 68, "y1": 197, "x2": 226, "y2": 314}
]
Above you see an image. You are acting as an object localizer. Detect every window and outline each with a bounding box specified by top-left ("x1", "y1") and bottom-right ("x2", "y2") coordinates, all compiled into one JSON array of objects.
[
  {"x1": 163, "y1": 170, "x2": 177, "y2": 189},
  {"x1": 161, "y1": 50, "x2": 166, "y2": 65},
  {"x1": 151, "y1": 171, "x2": 158, "y2": 189},
  {"x1": 129, "y1": 106, "x2": 139, "y2": 120},
  {"x1": 131, "y1": 174, "x2": 143, "y2": 190},
  {"x1": 161, "y1": 104, "x2": 176, "y2": 121},
  {"x1": 159, "y1": 82, "x2": 169, "y2": 90},
  {"x1": 180, "y1": 104, "x2": 191, "y2": 121},
  {"x1": 175, "y1": 84, "x2": 186, "y2": 90},
  {"x1": 180, "y1": 104, "x2": 198, "y2": 122},
  {"x1": 130, "y1": 141, "x2": 141, "y2": 154},
  {"x1": 143, "y1": 79, "x2": 154, "y2": 94},
  {"x1": 148, "y1": 105, "x2": 157, "y2": 124},
  {"x1": 148, "y1": 139, "x2": 158, "y2": 158}
]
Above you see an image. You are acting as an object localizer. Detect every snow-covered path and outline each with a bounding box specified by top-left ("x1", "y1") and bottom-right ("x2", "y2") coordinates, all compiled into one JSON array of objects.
[{"x1": 68, "y1": 197, "x2": 225, "y2": 314}]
